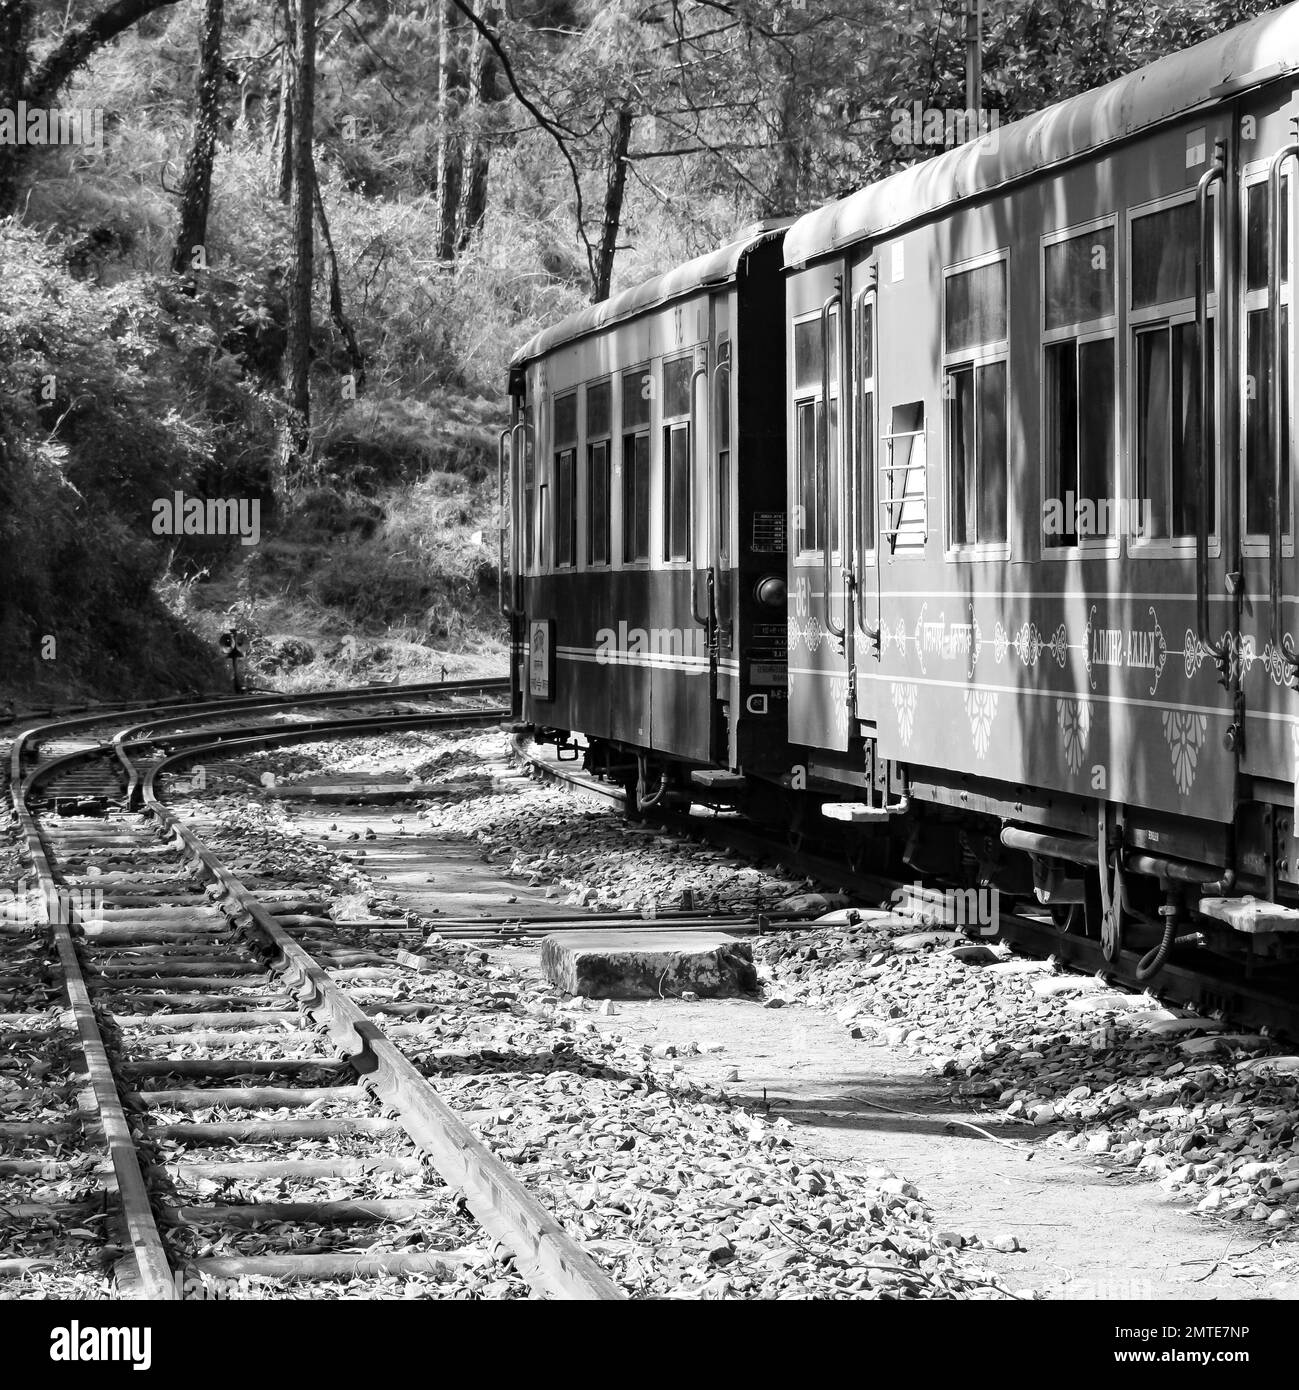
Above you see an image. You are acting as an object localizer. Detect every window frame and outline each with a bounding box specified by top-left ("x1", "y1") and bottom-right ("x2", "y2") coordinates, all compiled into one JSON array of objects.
[
  {"x1": 791, "y1": 304, "x2": 840, "y2": 563},
  {"x1": 584, "y1": 377, "x2": 612, "y2": 569},
  {"x1": 661, "y1": 352, "x2": 694, "y2": 565},
  {"x1": 942, "y1": 246, "x2": 1011, "y2": 560},
  {"x1": 552, "y1": 389, "x2": 578, "y2": 571},
  {"x1": 1126, "y1": 186, "x2": 1221, "y2": 560},
  {"x1": 1039, "y1": 215, "x2": 1120, "y2": 559},
  {"x1": 619, "y1": 362, "x2": 653, "y2": 568},
  {"x1": 1239, "y1": 162, "x2": 1293, "y2": 560}
]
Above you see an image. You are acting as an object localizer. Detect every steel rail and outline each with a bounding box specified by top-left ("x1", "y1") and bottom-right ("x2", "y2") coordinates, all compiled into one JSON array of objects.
[
  {"x1": 9, "y1": 762, "x2": 177, "y2": 1298},
  {"x1": 7, "y1": 677, "x2": 507, "y2": 788},
  {"x1": 133, "y1": 724, "x2": 624, "y2": 1301},
  {"x1": 17, "y1": 704, "x2": 508, "y2": 807}
]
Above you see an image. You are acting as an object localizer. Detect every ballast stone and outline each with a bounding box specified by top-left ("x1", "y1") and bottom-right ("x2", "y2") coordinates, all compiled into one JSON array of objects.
[{"x1": 539, "y1": 929, "x2": 757, "y2": 999}]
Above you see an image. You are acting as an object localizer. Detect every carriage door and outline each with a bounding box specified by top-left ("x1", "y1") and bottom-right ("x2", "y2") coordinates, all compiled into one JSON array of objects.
[
  {"x1": 851, "y1": 264, "x2": 881, "y2": 725},
  {"x1": 1238, "y1": 138, "x2": 1296, "y2": 793}
]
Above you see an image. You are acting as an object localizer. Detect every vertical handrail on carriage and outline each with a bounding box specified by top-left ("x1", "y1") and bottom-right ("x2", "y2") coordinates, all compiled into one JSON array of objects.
[
  {"x1": 1195, "y1": 143, "x2": 1225, "y2": 648},
  {"x1": 711, "y1": 357, "x2": 730, "y2": 644},
  {"x1": 855, "y1": 275, "x2": 880, "y2": 651},
  {"x1": 688, "y1": 352, "x2": 714, "y2": 632},
  {"x1": 498, "y1": 426, "x2": 515, "y2": 618},
  {"x1": 1267, "y1": 129, "x2": 1299, "y2": 669},
  {"x1": 509, "y1": 419, "x2": 532, "y2": 618},
  {"x1": 820, "y1": 291, "x2": 846, "y2": 639}
]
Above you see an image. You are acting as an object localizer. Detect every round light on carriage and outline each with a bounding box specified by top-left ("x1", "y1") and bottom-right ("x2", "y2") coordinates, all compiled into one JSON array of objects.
[{"x1": 755, "y1": 575, "x2": 786, "y2": 609}]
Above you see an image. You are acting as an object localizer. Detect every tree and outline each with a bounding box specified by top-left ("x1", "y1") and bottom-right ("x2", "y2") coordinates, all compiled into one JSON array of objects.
[
  {"x1": 172, "y1": 0, "x2": 226, "y2": 274},
  {"x1": 282, "y1": 0, "x2": 316, "y2": 473},
  {"x1": 0, "y1": 0, "x2": 185, "y2": 215}
]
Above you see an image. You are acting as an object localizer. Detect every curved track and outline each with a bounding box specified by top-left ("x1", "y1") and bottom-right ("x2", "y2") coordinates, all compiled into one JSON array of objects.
[{"x1": 3, "y1": 683, "x2": 624, "y2": 1300}]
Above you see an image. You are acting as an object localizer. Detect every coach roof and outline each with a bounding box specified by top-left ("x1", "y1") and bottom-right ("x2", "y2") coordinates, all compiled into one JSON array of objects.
[
  {"x1": 510, "y1": 219, "x2": 790, "y2": 366},
  {"x1": 784, "y1": 1, "x2": 1299, "y2": 268}
]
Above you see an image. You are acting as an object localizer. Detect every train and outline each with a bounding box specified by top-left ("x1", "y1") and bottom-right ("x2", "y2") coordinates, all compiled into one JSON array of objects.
[{"x1": 502, "y1": 2, "x2": 1299, "y2": 983}]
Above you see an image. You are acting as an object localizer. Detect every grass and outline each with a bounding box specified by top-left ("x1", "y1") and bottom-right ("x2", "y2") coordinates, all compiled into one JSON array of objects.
[{"x1": 160, "y1": 470, "x2": 510, "y2": 695}]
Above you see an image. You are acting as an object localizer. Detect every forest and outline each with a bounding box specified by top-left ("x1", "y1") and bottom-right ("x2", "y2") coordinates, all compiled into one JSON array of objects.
[{"x1": 0, "y1": 0, "x2": 1281, "y2": 701}]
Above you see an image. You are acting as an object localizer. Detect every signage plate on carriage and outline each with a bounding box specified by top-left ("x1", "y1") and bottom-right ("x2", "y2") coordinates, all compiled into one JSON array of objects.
[
  {"x1": 528, "y1": 619, "x2": 555, "y2": 701},
  {"x1": 752, "y1": 511, "x2": 787, "y2": 553}
]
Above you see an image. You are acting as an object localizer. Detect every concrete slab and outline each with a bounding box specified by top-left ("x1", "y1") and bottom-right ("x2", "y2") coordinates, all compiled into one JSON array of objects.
[{"x1": 539, "y1": 929, "x2": 756, "y2": 1000}]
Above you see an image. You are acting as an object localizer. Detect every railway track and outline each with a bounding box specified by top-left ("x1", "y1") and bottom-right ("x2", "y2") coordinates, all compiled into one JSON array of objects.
[
  {"x1": 2, "y1": 683, "x2": 625, "y2": 1300},
  {"x1": 510, "y1": 736, "x2": 1299, "y2": 1044}
]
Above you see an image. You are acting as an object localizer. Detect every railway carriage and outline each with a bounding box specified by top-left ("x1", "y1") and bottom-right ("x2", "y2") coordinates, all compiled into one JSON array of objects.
[
  {"x1": 784, "y1": 3, "x2": 1299, "y2": 967},
  {"x1": 504, "y1": 223, "x2": 792, "y2": 806},
  {"x1": 507, "y1": 1, "x2": 1299, "y2": 981}
]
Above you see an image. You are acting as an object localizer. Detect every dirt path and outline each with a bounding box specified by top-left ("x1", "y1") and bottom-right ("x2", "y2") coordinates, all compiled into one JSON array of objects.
[
  {"x1": 275, "y1": 772, "x2": 1293, "y2": 1301},
  {"x1": 555, "y1": 991, "x2": 1286, "y2": 1300}
]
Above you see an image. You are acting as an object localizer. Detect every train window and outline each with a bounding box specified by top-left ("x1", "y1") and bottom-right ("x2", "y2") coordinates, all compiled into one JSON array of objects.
[
  {"x1": 622, "y1": 367, "x2": 651, "y2": 428},
  {"x1": 1042, "y1": 223, "x2": 1117, "y2": 549},
  {"x1": 1246, "y1": 177, "x2": 1289, "y2": 293},
  {"x1": 1130, "y1": 194, "x2": 1218, "y2": 546},
  {"x1": 1134, "y1": 320, "x2": 1213, "y2": 539},
  {"x1": 1244, "y1": 308, "x2": 1288, "y2": 536},
  {"x1": 945, "y1": 260, "x2": 1007, "y2": 352},
  {"x1": 554, "y1": 393, "x2": 577, "y2": 450},
  {"x1": 947, "y1": 361, "x2": 1007, "y2": 545},
  {"x1": 555, "y1": 449, "x2": 576, "y2": 567},
  {"x1": 586, "y1": 381, "x2": 611, "y2": 568},
  {"x1": 1045, "y1": 226, "x2": 1115, "y2": 330},
  {"x1": 587, "y1": 379, "x2": 611, "y2": 438},
  {"x1": 621, "y1": 368, "x2": 650, "y2": 563},
  {"x1": 792, "y1": 309, "x2": 838, "y2": 555},
  {"x1": 553, "y1": 392, "x2": 577, "y2": 569},
  {"x1": 1132, "y1": 200, "x2": 1206, "y2": 309},
  {"x1": 794, "y1": 319, "x2": 824, "y2": 391},
  {"x1": 1044, "y1": 339, "x2": 1116, "y2": 545},
  {"x1": 1243, "y1": 173, "x2": 1291, "y2": 545},
  {"x1": 715, "y1": 341, "x2": 731, "y2": 559},
  {"x1": 663, "y1": 355, "x2": 693, "y2": 562},
  {"x1": 944, "y1": 254, "x2": 1007, "y2": 549},
  {"x1": 665, "y1": 423, "x2": 691, "y2": 560},
  {"x1": 663, "y1": 357, "x2": 693, "y2": 419}
]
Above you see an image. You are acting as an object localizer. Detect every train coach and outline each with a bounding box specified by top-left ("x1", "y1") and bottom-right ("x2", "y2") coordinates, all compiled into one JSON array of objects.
[
  {"x1": 506, "y1": 0, "x2": 1299, "y2": 984},
  {"x1": 503, "y1": 222, "x2": 793, "y2": 810},
  {"x1": 785, "y1": 1, "x2": 1299, "y2": 973}
]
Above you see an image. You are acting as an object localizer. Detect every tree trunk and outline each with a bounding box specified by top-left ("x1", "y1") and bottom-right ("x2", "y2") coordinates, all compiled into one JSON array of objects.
[
  {"x1": 593, "y1": 106, "x2": 633, "y2": 304},
  {"x1": 456, "y1": 0, "x2": 498, "y2": 252},
  {"x1": 171, "y1": 0, "x2": 225, "y2": 274},
  {"x1": 282, "y1": 0, "x2": 315, "y2": 472},
  {"x1": 435, "y1": 0, "x2": 473, "y2": 261},
  {"x1": 311, "y1": 163, "x2": 365, "y2": 392},
  {"x1": 273, "y1": 0, "x2": 293, "y2": 203},
  {"x1": 0, "y1": 1, "x2": 33, "y2": 217}
]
